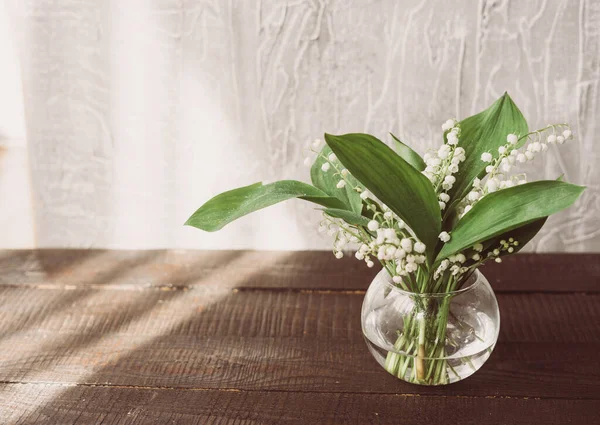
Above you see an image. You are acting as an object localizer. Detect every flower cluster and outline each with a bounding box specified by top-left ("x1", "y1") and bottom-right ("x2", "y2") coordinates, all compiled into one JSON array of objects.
[
  {"x1": 356, "y1": 219, "x2": 427, "y2": 280},
  {"x1": 318, "y1": 215, "x2": 362, "y2": 260},
  {"x1": 423, "y1": 119, "x2": 466, "y2": 210},
  {"x1": 351, "y1": 204, "x2": 428, "y2": 280},
  {"x1": 432, "y1": 236, "x2": 520, "y2": 282},
  {"x1": 433, "y1": 255, "x2": 468, "y2": 280}
]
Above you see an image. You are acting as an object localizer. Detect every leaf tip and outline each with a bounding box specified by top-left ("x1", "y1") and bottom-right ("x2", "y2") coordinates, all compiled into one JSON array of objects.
[
  {"x1": 323, "y1": 132, "x2": 337, "y2": 142},
  {"x1": 565, "y1": 181, "x2": 587, "y2": 194},
  {"x1": 324, "y1": 133, "x2": 345, "y2": 151},
  {"x1": 183, "y1": 215, "x2": 209, "y2": 231}
]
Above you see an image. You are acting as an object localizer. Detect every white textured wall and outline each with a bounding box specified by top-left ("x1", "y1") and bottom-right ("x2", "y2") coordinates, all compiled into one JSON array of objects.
[{"x1": 3, "y1": 0, "x2": 599, "y2": 251}]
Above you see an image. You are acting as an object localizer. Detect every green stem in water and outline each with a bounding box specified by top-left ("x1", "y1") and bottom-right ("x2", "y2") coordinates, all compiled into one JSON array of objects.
[{"x1": 416, "y1": 312, "x2": 427, "y2": 381}]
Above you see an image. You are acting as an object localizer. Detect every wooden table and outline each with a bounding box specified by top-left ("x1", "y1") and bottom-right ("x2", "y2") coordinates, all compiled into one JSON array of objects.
[{"x1": 0, "y1": 250, "x2": 599, "y2": 424}]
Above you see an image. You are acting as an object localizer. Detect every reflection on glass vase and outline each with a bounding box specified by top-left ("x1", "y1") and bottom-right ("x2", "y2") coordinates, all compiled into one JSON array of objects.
[{"x1": 361, "y1": 268, "x2": 500, "y2": 385}]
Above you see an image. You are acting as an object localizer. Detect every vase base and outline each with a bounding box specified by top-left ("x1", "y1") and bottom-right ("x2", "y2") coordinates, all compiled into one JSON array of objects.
[{"x1": 364, "y1": 335, "x2": 495, "y2": 385}]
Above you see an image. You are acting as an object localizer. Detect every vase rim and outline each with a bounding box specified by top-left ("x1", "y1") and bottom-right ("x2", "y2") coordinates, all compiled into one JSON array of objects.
[{"x1": 378, "y1": 268, "x2": 485, "y2": 297}]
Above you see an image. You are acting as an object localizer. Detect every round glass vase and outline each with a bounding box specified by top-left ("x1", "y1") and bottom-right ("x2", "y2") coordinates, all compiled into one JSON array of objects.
[{"x1": 361, "y1": 268, "x2": 500, "y2": 385}]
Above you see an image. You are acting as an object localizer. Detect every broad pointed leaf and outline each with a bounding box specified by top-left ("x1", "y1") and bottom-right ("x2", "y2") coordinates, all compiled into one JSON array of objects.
[
  {"x1": 482, "y1": 217, "x2": 547, "y2": 256},
  {"x1": 325, "y1": 133, "x2": 441, "y2": 255},
  {"x1": 437, "y1": 181, "x2": 584, "y2": 260},
  {"x1": 474, "y1": 174, "x2": 564, "y2": 255},
  {"x1": 311, "y1": 145, "x2": 363, "y2": 213},
  {"x1": 390, "y1": 133, "x2": 425, "y2": 171},
  {"x1": 449, "y1": 93, "x2": 528, "y2": 205},
  {"x1": 478, "y1": 174, "x2": 568, "y2": 256},
  {"x1": 185, "y1": 181, "x2": 346, "y2": 231}
]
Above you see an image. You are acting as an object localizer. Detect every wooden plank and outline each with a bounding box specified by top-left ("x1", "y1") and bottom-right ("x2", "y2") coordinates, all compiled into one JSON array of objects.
[
  {"x1": 1, "y1": 383, "x2": 598, "y2": 425},
  {"x1": 1, "y1": 287, "x2": 599, "y2": 342},
  {"x1": 0, "y1": 250, "x2": 598, "y2": 292},
  {"x1": 0, "y1": 333, "x2": 598, "y2": 399},
  {"x1": 0, "y1": 287, "x2": 599, "y2": 398},
  {"x1": 479, "y1": 253, "x2": 600, "y2": 293},
  {"x1": 0, "y1": 249, "x2": 367, "y2": 290}
]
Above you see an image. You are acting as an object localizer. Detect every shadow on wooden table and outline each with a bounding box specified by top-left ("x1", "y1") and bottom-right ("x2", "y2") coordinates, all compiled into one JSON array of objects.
[
  {"x1": 0, "y1": 250, "x2": 167, "y2": 344},
  {"x1": 7, "y1": 250, "x2": 283, "y2": 423}
]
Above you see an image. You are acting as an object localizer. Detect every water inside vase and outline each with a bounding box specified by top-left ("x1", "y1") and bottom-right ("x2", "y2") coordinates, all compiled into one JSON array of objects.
[{"x1": 363, "y1": 306, "x2": 497, "y2": 384}]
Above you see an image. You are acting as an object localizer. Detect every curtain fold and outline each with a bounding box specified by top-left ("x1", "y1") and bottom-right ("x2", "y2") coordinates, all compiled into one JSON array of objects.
[
  {"x1": 4, "y1": 0, "x2": 599, "y2": 251},
  {"x1": 0, "y1": 0, "x2": 33, "y2": 248}
]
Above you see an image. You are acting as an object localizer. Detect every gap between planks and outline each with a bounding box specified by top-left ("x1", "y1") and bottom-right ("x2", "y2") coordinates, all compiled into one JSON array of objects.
[
  {"x1": 0, "y1": 379, "x2": 579, "y2": 401},
  {"x1": 0, "y1": 282, "x2": 596, "y2": 295}
]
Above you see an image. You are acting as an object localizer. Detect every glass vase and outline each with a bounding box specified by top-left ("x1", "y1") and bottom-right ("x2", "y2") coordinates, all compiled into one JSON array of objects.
[{"x1": 361, "y1": 268, "x2": 500, "y2": 385}]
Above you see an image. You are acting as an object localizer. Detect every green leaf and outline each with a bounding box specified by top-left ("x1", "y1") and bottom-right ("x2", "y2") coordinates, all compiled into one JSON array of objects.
[
  {"x1": 482, "y1": 217, "x2": 547, "y2": 256},
  {"x1": 325, "y1": 133, "x2": 441, "y2": 255},
  {"x1": 508, "y1": 218, "x2": 547, "y2": 253},
  {"x1": 449, "y1": 93, "x2": 528, "y2": 205},
  {"x1": 185, "y1": 181, "x2": 346, "y2": 231},
  {"x1": 310, "y1": 145, "x2": 363, "y2": 213},
  {"x1": 437, "y1": 181, "x2": 585, "y2": 260},
  {"x1": 321, "y1": 208, "x2": 370, "y2": 227},
  {"x1": 390, "y1": 133, "x2": 425, "y2": 171},
  {"x1": 476, "y1": 174, "x2": 565, "y2": 256}
]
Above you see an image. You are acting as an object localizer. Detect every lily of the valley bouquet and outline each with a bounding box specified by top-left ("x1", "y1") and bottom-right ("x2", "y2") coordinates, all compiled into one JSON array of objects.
[{"x1": 186, "y1": 93, "x2": 584, "y2": 385}]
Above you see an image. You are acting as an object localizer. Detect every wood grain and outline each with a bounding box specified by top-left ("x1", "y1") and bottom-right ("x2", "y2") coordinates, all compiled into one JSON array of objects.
[
  {"x1": 0, "y1": 288, "x2": 599, "y2": 398},
  {"x1": 0, "y1": 250, "x2": 599, "y2": 292},
  {"x1": 1, "y1": 383, "x2": 598, "y2": 425},
  {"x1": 1, "y1": 287, "x2": 599, "y2": 341},
  {"x1": 0, "y1": 334, "x2": 597, "y2": 399}
]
